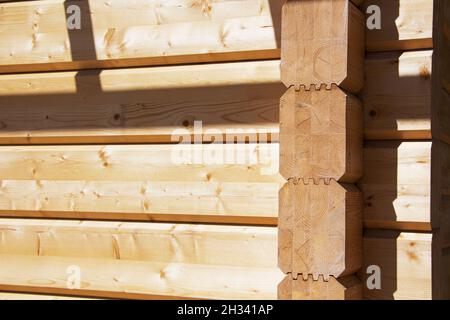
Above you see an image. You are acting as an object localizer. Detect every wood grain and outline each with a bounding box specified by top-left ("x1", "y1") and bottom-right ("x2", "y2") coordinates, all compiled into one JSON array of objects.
[
  {"x1": 278, "y1": 179, "x2": 362, "y2": 280},
  {"x1": 0, "y1": 180, "x2": 279, "y2": 224},
  {"x1": 280, "y1": 85, "x2": 363, "y2": 182},
  {"x1": 0, "y1": 60, "x2": 282, "y2": 145},
  {"x1": 0, "y1": 254, "x2": 283, "y2": 300},
  {"x1": 281, "y1": 0, "x2": 365, "y2": 93},
  {"x1": 363, "y1": 0, "x2": 433, "y2": 52},
  {"x1": 0, "y1": 144, "x2": 282, "y2": 183},
  {"x1": 0, "y1": 0, "x2": 282, "y2": 73},
  {"x1": 363, "y1": 51, "x2": 432, "y2": 141},
  {"x1": 0, "y1": 219, "x2": 278, "y2": 269},
  {"x1": 360, "y1": 230, "x2": 433, "y2": 300},
  {"x1": 360, "y1": 141, "x2": 432, "y2": 231}
]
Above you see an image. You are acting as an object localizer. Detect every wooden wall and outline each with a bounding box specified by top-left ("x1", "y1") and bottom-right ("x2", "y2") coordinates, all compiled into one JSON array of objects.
[
  {"x1": 0, "y1": 0, "x2": 284, "y2": 299},
  {"x1": 358, "y1": 0, "x2": 450, "y2": 300},
  {"x1": 0, "y1": 0, "x2": 448, "y2": 299}
]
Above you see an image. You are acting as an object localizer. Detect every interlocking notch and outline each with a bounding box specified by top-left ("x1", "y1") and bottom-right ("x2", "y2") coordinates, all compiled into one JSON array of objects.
[
  {"x1": 278, "y1": 179, "x2": 362, "y2": 279},
  {"x1": 278, "y1": 0, "x2": 365, "y2": 300},
  {"x1": 278, "y1": 274, "x2": 363, "y2": 300},
  {"x1": 281, "y1": 0, "x2": 365, "y2": 94},
  {"x1": 280, "y1": 85, "x2": 363, "y2": 183}
]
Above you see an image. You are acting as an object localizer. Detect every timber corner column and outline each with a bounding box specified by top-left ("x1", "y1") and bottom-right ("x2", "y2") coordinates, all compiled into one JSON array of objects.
[{"x1": 278, "y1": 0, "x2": 366, "y2": 300}]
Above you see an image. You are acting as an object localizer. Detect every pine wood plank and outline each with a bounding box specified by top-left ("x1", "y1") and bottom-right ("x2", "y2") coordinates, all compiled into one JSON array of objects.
[
  {"x1": 0, "y1": 143, "x2": 281, "y2": 224},
  {"x1": 360, "y1": 230, "x2": 433, "y2": 300},
  {"x1": 0, "y1": 144, "x2": 282, "y2": 183},
  {"x1": 0, "y1": 219, "x2": 278, "y2": 269},
  {"x1": 0, "y1": 180, "x2": 279, "y2": 224},
  {"x1": 0, "y1": 254, "x2": 283, "y2": 300},
  {"x1": 0, "y1": 220, "x2": 282, "y2": 299},
  {"x1": 0, "y1": 0, "x2": 282, "y2": 73},
  {"x1": 363, "y1": 0, "x2": 433, "y2": 52},
  {"x1": 359, "y1": 141, "x2": 432, "y2": 231},
  {"x1": 363, "y1": 51, "x2": 432, "y2": 141},
  {"x1": 0, "y1": 60, "x2": 282, "y2": 145}
]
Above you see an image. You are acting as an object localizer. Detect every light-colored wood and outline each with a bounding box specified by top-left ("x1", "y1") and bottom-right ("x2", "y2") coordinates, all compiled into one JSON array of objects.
[
  {"x1": 280, "y1": 85, "x2": 363, "y2": 182},
  {"x1": 278, "y1": 179, "x2": 362, "y2": 280},
  {"x1": 360, "y1": 141, "x2": 432, "y2": 231},
  {"x1": 361, "y1": 140, "x2": 450, "y2": 234},
  {"x1": 0, "y1": 219, "x2": 278, "y2": 269},
  {"x1": 0, "y1": 180, "x2": 279, "y2": 225},
  {"x1": 0, "y1": 0, "x2": 282, "y2": 73},
  {"x1": 2, "y1": 54, "x2": 439, "y2": 144},
  {"x1": 0, "y1": 143, "x2": 281, "y2": 224},
  {"x1": 363, "y1": 51, "x2": 432, "y2": 141},
  {"x1": 281, "y1": 0, "x2": 365, "y2": 93},
  {"x1": 0, "y1": 60, "x2": 282, "y2": 145},
  {"x1": 360, "y1": 230, "x2": 433, "y2": 300},
  {"x1": 363, "y1": 0, "x2": 433, "y2": 52},
  {"x1": 0, "y1": 144, "x2": 282, "y2": 183},
  {"x1": 0, "y1": 254, "x2": 283, "y2": 300},
  {"x1": 278, "y1": 275, "x2": 362, "y2": 300},
  {"x1": 0, "y1": 292, "x2": 92, "y2": 300},
  {"x1": 0, "y1": 220, "x2": 282, "y2": 299}
]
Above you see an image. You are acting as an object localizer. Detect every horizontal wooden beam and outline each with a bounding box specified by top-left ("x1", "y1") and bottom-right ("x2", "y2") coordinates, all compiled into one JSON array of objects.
[
  {"x1": 361, "y1": 139, "x2": 448, "y2": 237},
  {"x1": 360, "y1": 230, "x2": 433, "y2": 300},
  {"x1": 359, "y1": 141, "x2": 432, "y2": 231},
  {"x1": 0, "y1": 144, "x2": 282, "y2": 183},
  {"x1": 363, "y1": 0, "x2": 433, "y2": 52},
  {"x1": 0, "y1": 0, "x2": 282, "y2": 73},
  {"x1": 0, "y1": 0, "x2": 434, "y2": 73},
  {"x1": 0, "y1": 60, "x2": 282, "y2": 145},
  {"x1": 0, "y1": 219, "x2": 278, "y2": 269},
  {"x1": 363, "y1": 51, "x2": 432, "y2": 141},
  {"x1": 0, "y1": 220, "x2": 282, "y2": 299},
  {"x1": 0, "y1": 180, "x2": 279, "y2": 224},
  {"x1": 0, "y1": 54, "x2": 438, "y2": 145},
  {"x1": 0, "y1": 219, "x2": 438, "y2": 299},
  {"x1": 0, "y1": 143, "x2": 281, "y2": 224},
  {"x1": 0, "y1": 254, "x2": 283, "y2": 300}
]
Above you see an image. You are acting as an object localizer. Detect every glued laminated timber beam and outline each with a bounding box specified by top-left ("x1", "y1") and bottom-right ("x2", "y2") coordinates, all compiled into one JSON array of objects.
[
  {"x1": 0, "y1": 0, "x2": 283, "y2": 73},
  {"x1": 0, "y1": 219, "x2": 282, "y2": 299}
]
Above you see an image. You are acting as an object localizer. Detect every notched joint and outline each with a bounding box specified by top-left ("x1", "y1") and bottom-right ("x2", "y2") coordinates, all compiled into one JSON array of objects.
[
  {"x1": 287, "y1": 177, "x2": 333, "y2": 186},
  {"x1": 291, "y1": 83, "x2": 336, "y2": 92},
  {"x1": 293, "y1": 273, "x2": 333, "y2": 282}
]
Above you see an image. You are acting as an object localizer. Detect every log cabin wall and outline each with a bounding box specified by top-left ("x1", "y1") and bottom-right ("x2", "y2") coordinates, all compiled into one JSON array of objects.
[
  {"x1": 0, "y1": 0, "x2": 448, "y2": 300},
  {"x1": 0, "y1": 0, "x2": 285, "y2": 299},
  {"x1": 277, "y1": 0, "x2": 365, "y2": 299},
  {"x1": 358, "y1": 0, "x2": 450, "y2": 299}
]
